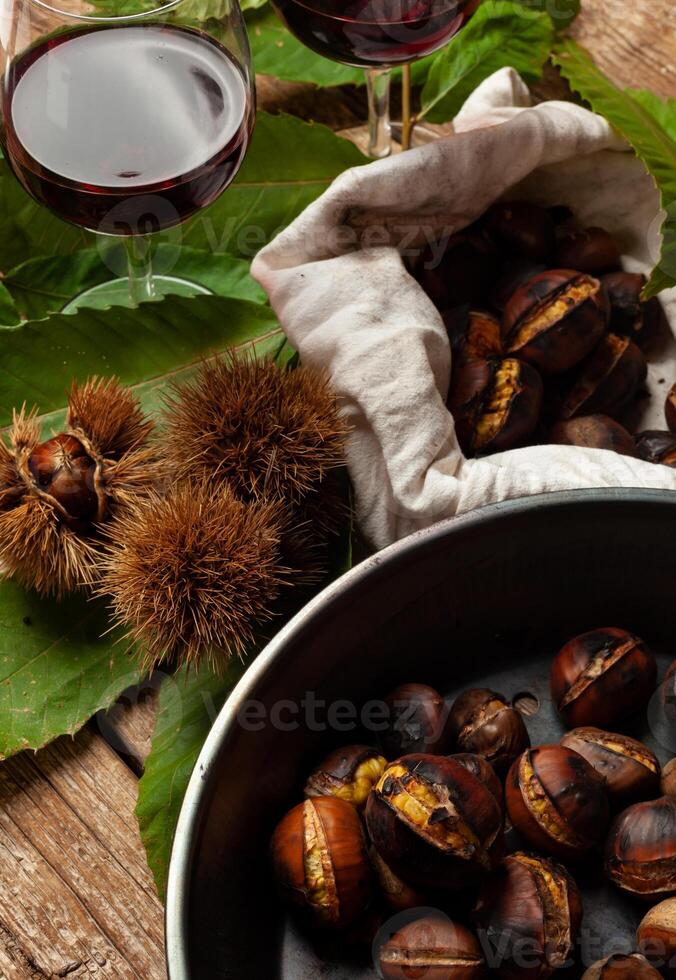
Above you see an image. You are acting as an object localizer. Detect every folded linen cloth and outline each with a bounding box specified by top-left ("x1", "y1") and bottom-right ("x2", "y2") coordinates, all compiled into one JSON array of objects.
[{"x1": 252, "y1": 68, "x2": 676, "y2": 549}]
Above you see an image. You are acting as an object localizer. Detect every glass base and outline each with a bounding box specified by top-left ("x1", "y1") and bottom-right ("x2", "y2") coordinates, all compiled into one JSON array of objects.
[{"x1": 62, "y1": 275, "x2": 211, "y2": 313}]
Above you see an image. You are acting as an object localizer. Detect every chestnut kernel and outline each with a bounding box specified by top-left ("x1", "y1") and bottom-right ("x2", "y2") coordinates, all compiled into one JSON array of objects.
[
  {"x1": 448, "y1": 688, "x2": 530, "y2": 774},
  {"x1": 549, "y1": 416, "x2": 637, "y2": 458},
  {"x1": 271, "y1": 797, "x2": 372, "y2": 929},
  {"x1": 662, "y1": 759, "x2": 676, "y2": 798},
  {"x1": 667, "y1": 384, "x2": 676, "y2": 433},
  {"x1": 450, "y1": 753, "x2": 504, "y2": 811},
  {"x1": 554, "y1": 227, "x2": 621, "y2": 275},
  {"x1": 636, "y1": 431, "x2": 676, "y2": 468},
  {"x1": 550, "y1": 627, "x2": 657, "y2": 729},
  {"x1": 448, "y1": 358, "x2": 543, "y2": 457},
  {"x1": 379, "y1": 913, "x2": 485, "y2": 980},
  {"x1": 444, "y1": 308, "x2": 503, "y2": 366},
  {"x1": 582, "y1": 954, "x2": 661, "y2": 978},
  {"x1": 380, "y1": 683, "x2": 451, "y2": 758},
  {"x1": 506, "y1": 745, "x2": 609, "y2": 859},
  {"x1": 483, "y1": 200, "x2": 556, "y2": 261},
  {"x1": 305, "y1": 745, "x2": 387, "y2": 809},
  {"x1": 474, "y1": 851, "x2": 582, "y2": 978},
  {"x1": 560, "y1": 727, "x2": 660, "y2": 808},
  {"x1": 605, "y1": 796, "x2": 676, "y2": 901},
  {"x1": 365, "y1": 754, "x2": 504, "y2": 891},
  {"x1": 638, "y1": 897, "x2": 676, "y2": 972},
  {"x1": 557, "y1": 333, "x2": 647, "y2": 421},
  {"x1": 369, "y1": 846, "x2": 430, "y2": 913},
  {"x1": 503, "y1": 270, "x2": 608, "y2": 374},
  {"x1": 28, "y1": 433, "x2": 99, "y2": 525}
]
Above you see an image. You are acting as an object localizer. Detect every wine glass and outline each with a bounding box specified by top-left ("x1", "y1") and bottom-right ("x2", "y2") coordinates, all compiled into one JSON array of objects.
[
  {"x1": 270, "y1": 0, "x2": 481, "y2": 159},
  {"x1": 0, "y1": 0, "x2": 255, "y2": 310}
]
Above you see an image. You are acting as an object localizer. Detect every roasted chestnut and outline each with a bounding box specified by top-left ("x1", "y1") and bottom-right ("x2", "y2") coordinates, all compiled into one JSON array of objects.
[
  {"x1": 550, "y1": 627, "x2": 657, "y2": 729},
  {"x1": 506, "y1": 745, "x2": 609, "y2": 859},
  {"x1": 663, "y1": 759, "x2": 676, "y2": 798},
  {"x1": 491, "y1": 259, "x2": 547, "y2": 312},
  {"x1": 560, "y1": 728, "x2": 660, "y2": 808},
  {"x1": 483, "y1": 201, "x2": 556, "y2": 262},
  {"x1": 443, "y1": 308, "x2": 503, "y2": 366},
  {"x1": 554, "y1": 227, "x2": 621, "y2": 275},
  {"x1": 638, "y1": 897, "x2": 676, "y2": 973},
  {"x1": 582, "y1": 954, "x2": 662, "y2": 978},
  {"x1": 379, "y1": 913, "x2": 485, "y2": 979},
  {"x1": 448, "y1": 688, "x2": 530, "y2": 774},
  {"x1": 601, "y1": 272, "x2": 666, "y2": 345},
  {"x1": 503, "y1": 270, "x2": 608, "y2": 374},
  {"x1": 636, "y1": 431, "x2": 676, "y2": 467},
  {"x1": 271, "y1": 797, "x2": 372, "y2": 929},
  {"x1": 380, "y1": 683, "x2": 451, "y2": 758},
  {"x1": 305, "y1": 745, "x2": 387, "y2": 808},
  {"x1": 606, "y1": 796, "x2": 676, "y2": 901},
  {"x1": 451, "y1": 753, "x2": 504, "y2": 811},
  {"x1": 556, "y1": 333, "x2": 647, "y2": 421},
  {"x1": 369, "y1": 846, "x2": 430, "y2": 913},
  {"x1": 667, "y1": 384, "x2": 676, "y2": 433},
  {"x1": 418, "y1": 230, "x2": 500, "y2": 310},
  {"x1": 549, "y1": 415, "x2": 637, "y2": 457},
  {"x1": 474, "y1": 851, "x2": 582, "y2": 978},
  {"x1": 365, "y1": 754, "x2": 504, "y2": 891},
  {"x1": 448, "y1": 358, "x2": 543, "y2": 456}
]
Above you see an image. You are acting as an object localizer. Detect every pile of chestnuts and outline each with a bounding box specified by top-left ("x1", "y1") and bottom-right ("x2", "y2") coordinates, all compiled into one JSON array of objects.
[
  {"x1": 415, "y1": 201, "x2": 675, "y2": 464},
  {"x1": 270, "y1": 629, "x2": 676, "y2": 977}
]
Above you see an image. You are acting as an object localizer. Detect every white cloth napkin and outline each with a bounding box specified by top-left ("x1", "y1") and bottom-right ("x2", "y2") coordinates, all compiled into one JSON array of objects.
[{"x1": 252, "y1": 69, "x2": 676, "y2": 549}]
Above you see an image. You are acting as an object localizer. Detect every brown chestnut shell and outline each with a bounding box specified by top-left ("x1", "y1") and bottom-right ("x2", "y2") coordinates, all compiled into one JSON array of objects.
[
  {"x1": 474, "y1": 851, "x2": 582, "y2": 979},
  {"x1": 557, "y1": 333, "x2": 647, "y2": 421},
  {"x1": 582, "y1": 954, "x2": 662, "y2": 978},
  {"x1": 637, "y1": 896, "x2": 676, "y2": 973},
  {"x1": 448, "y1": 688, "x2": 530, "y2": 774},
  {"x1": 380, "y1": 683, "x2": 451, "y2": 758},
  {"x1": 550, "y1": 627, "x2": 657, "y2": 729},
  {"x1": 549, "y1": 415, "x2": 637, "y2": 458},
  {"x1": 554, "y1": 227, "x2": 621, "y2": 275},
  {"x1": 305, "y1": 745, "x2": 387, "y2": 808},
  {"x1": 28, "y1": 433, "x2": 100, "y2": 526},
  {"x1": 636, "y1": 431, "x2": 676, "y2": 468},
  {"x1": 450, "y1": 753, "x2": 504, "y2": 811},
  {"x1": 444, "y1": 308, "x2": 503, "y2": 367},
  {"x1": 365, "y1": 754, "x2": 504, "y2": 891},
  {"x1": 368, "y1": 846, "x2": 430, "y2": 913},
  {"x1": 605, "y1": 796, "x2": 676, "y2": 901},
  {"x1": 503, "y1": 270, "x2": 608, "y2": 374},
  {"x1": 506, "y1": 744, "x2": 609, "y2": 859},
  {"x1": 483, "y1": 201, "x2": 556, "y2": 262},
  {"x1": 379, "y1": 913, "x2": 485, "y2": 980},
  {"x1": 560, "y1": 727, "x2": 660, "y2": 809}
]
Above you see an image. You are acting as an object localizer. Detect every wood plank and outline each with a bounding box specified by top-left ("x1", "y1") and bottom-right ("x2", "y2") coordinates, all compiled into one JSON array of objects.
[
  {"x1": 93, "y1": 679, "x2": 161, "y2": 776},
  {"x1": 0, "y1": 730, "x2": 164, "y2": 979}
]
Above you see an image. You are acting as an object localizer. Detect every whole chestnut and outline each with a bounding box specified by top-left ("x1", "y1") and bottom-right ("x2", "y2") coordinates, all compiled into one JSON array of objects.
[
  {"x1": 28, "y1": 433, "x2": 99, "y2": 525},
  {"x1": 557, "y1": 333, "x2": 647, "y2": 421},
  {"x1": 474, "y1": 851, "x2": 582, "y2": 978},
  {"x1": 582, "y1": 954, "x2": 661, "y2": 978},
  {"x1": 601, "y1": 272, "x2": 666, "y2": 345},
  {"x1": 418, "y1": 230, "x2": 500, "y2": 310},
  {"x1": 560, "y1": 728, "x2": 660, "y2": 808},
  {"x1": 549, "y1": 415, "x2": 637, "y2": 458},
  {"x1": 448, "y1": 358, "x2": 543, "y2": 457},
  {"x1": 380, "y1": 683, "x2": 451, "y2": 758},
  {"x1": 663, "y1": 759, "x2": 676, "y2": 798},
  {"x1": 448, "y1": 688, "x2": 530, "y2": 774},
  {"x1": 554, "y1": 227, "x2": 621, "y2": 275},
  {"x1": 550, "y1": 627, "x2": 657, "y2": 729},
  {"x1": 491, "y1": 259, "x2": 547, "y2": 312},
  {"x1": 667, "y1": 384, "x2": 676, "y2": 433},
  {"x1": 605, "y1": 796, "x2": 676, "y2": 900},
  {"x1": 450, "y1": 753, "x2": 504, "y2": 811},
  {"x1": 636, "y1": 431, "x2": 676, "y2": 468},
  {"x1": 305, "y1": 745, "x2": 387, "y2": 809},
  {"x1": 503, "y1": 270, "x2": 608, "y2": 374},
  {"x1": 271, "y1": 797, "x2": 372, "y2": 929},
  {"x1": 379, "y1": 913, "x2": 485, "y2": 980},
  {"x1": 365, "y1": 754, "x2": 504, "y2": 891},
  {"x1": 443, "y1": 308, "x2": 503, "y2": 366},
  {"x1": 369, "y1": 846, "x2": 430, "y2": 913},
  {"x1": 483, "y1": 200, "x2": 556, "y2": 261},
  {"x1": 506, "y1": 744, "x2": 609, "y2": 859},
  {"x1": 638, "y1": 897, "x2": 676, "y2": 973}
]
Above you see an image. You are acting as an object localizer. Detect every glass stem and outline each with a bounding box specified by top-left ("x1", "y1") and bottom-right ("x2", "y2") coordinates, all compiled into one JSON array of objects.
[
  {"x1": 124, "y1": 234, "x2": 156, "y2": 307},
  {"x1": 365, "y1": 67, "x2": 392, "y2": 159}
]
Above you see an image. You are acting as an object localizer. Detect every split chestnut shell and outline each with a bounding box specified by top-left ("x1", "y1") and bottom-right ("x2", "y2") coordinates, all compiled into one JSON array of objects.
[
  {"x1": 605, "y1": 796, "x2": 676, "y2": 901},
  {"x1": 379, "y1": 913, "x2": 485, "y2": 980},
  {"x1": 304, "y1": 745, "x2": 387, "y2": 809},
  {"x1": 560, "y1": 728, "x2": 660, "y2": 808}
]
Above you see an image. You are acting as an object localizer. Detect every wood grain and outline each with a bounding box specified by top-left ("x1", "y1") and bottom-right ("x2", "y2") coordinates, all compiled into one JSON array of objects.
[{"x1": 0, "y1": 1, "x2": 673, "y2": 977}]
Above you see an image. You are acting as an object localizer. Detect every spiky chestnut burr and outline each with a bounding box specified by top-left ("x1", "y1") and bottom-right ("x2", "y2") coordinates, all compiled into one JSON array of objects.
[
  {"x1": 99, "y1": 480, "x2": 289, "y2": 671},
  {"x1": 0, "y1": 377, "x2": 156, "y2": 598},
  {"x1": 162, "y1": 354, "x2": 348, "y2": 527}
]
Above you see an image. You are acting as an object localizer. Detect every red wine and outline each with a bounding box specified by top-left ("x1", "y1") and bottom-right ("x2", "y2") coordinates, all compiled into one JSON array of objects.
[
  {"x1": 271, "y1": 0, "x2": 481, "y2": 68},
  {"x1": 1, "y1": 24, "x2": 253, "y2": 233}
]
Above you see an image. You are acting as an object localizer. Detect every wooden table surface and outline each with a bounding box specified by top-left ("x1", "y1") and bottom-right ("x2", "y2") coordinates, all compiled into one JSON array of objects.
[{"x1": 1, "y1": 3, "x2": 674, "y2": 977}]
